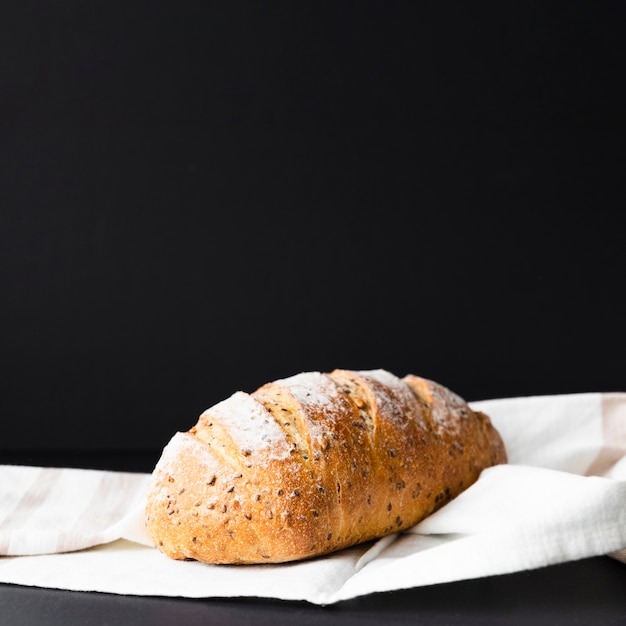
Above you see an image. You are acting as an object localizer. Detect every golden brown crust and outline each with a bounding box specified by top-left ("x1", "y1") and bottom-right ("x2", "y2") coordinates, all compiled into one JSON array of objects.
[{"x1": 145, "y1": 369, "x2": 507, "y2": 564}]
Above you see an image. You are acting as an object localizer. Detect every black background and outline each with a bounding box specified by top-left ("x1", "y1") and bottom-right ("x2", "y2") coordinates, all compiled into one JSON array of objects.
[{"x1": 1, "y1": 2, "x2": 624, "y2": 453}]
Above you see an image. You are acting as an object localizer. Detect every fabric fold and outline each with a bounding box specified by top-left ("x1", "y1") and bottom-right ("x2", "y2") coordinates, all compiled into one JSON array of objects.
[{"x1": 0, "y1": 466, "x2": 151, "y2": 556}]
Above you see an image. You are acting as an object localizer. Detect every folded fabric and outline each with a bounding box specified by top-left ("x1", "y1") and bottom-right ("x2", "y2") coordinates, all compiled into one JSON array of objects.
[
  {"x1": 1, "y1": 391, "x2": 625, "y2": 604},
  {"x1": 0, "y1": 465, "x2": 151, "y2": 556}
]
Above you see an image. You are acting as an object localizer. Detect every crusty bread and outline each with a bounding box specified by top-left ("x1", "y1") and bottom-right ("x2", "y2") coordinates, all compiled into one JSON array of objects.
[{"x1": 145, "y1": 369, "x2": 506, "y2": 564}]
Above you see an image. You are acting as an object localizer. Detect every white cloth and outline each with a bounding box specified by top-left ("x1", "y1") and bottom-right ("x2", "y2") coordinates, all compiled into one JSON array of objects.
[{"x1": 1, "y1": 392, "x2": 625, "y2": 605}]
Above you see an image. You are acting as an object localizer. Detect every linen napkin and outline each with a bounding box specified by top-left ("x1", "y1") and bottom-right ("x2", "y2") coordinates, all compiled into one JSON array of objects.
[{"x1": 1, "y1": 391, "x2": 625, "y2": 605}]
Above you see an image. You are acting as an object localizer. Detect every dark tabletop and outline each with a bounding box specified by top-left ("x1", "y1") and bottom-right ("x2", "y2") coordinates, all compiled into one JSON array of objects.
[{"x1": 2, "y1": 450, "x2": 626, "y2": 626}]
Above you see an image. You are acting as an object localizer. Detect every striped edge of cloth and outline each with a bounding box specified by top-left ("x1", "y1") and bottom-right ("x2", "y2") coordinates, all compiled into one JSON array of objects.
[
  {"x1": 588, "y1": 393, "x2": 626, "y2": 564},
  {"x1": 0, "y1": 465, "x2": 151, "y2": 556}
]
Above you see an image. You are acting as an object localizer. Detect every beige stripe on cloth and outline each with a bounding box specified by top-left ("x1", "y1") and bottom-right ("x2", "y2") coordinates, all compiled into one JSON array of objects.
[
  {"x1": 586, "y1": 393, "x2": 626, "y2": 479},
  {"x1": 0, "y1": 468, "x2": 62, "y2": 554},
  {"x1": 0, "y1": 465, "x2": 151, "y2": 556},
  {"x1": 586, "y1": 393, "x2": 626, "y2": 564},
  {"x1": 55, "y1": 470, "x2": 150, "y2": 553}
]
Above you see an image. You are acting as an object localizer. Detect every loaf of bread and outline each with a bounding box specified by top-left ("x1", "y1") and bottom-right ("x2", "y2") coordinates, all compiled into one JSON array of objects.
[{"x1": 145, "y1": 369, "x2": 506, "y2": 564}]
